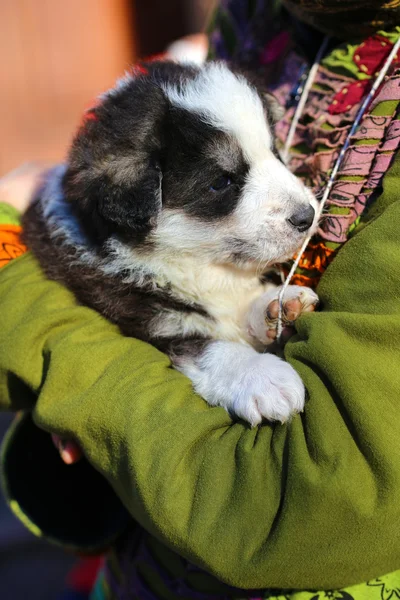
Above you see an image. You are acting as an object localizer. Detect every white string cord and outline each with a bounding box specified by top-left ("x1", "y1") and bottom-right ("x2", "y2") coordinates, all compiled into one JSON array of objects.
[
  {"x1": 281, "y1": 36, "x2": 330, "y2": 163},
  {"x1": 277, "y1": 35, "x2": 400, "y2": 339}
]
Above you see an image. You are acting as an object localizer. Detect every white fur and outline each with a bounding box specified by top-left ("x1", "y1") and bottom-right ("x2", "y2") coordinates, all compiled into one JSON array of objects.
[
  {"x1": 104, "y1": 233, "x2": 275, "y2": 346},
  {"x1": 177, "y1": 341, "x2": 305, "y2": 426},
  {"x1": 236, "y1": 159, "x2": 318, "y2": 252},
  {"x1": 163, "y1": 62, "x2": 273, "y2": 164}
]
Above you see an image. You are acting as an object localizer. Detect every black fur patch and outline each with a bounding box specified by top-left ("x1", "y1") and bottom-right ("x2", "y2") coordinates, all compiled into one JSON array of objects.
[{"x1": 162, "y1": 107, "x2": 249, "y2": 220}]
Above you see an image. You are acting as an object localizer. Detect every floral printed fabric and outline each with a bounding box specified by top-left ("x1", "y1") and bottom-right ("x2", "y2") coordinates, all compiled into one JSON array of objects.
[
  {"x1": 0, "y1": 203, "x2": 26, "y2": 269},
  {"x1": 211, "y1": 3, "x2": 400, "y2": 288},
  {"x1": 0, "y1": 224, "x2": 26, "y2": 270}
]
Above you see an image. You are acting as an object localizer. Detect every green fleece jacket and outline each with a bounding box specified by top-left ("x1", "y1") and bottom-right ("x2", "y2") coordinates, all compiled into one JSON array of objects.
[{"x1": 0, "y1": 155, "x2": 400, "y2": 591}]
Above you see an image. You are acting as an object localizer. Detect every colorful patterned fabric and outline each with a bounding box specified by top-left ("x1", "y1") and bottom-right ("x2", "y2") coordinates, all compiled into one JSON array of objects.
[
  {"x1": 0, "y1": 224, "x2": 26, "y2": 269},
  {"x1": 0, "y1": 203, "x2": 26, "y2": 269},
  {"x1": 0, "y1": 202, "x2": 26, "y2": 268},
  {"x1": 210, "y1": 3, "x2": 400, "y2": 287},
  {"x1": 274, "y1": 30, "x2": 400, "y2": 286}
]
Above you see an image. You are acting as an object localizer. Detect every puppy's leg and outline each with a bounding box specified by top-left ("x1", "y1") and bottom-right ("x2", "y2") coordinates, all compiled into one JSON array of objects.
[
  {"x1": 247, "y1": 285, "x2": 319, "y2": 346},
  {"x1": 173, "y1": 340, "x2": 305, "y2": 426}
]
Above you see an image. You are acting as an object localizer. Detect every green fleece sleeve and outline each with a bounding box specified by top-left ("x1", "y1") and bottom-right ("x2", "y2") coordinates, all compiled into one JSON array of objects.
[{"x1": 1, "y1": 160, "x2": 400, "y2": 590}]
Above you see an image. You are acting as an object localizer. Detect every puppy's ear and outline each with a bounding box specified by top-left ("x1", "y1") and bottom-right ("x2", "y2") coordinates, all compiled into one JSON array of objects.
[
  {"x1": 79, "y1": 163, "x2": 163, "y2": 238},
  {"x1": 262, "y1": 92, "x2": 285, "y2": 125},
  {"x1": 63, "y1": 76, "x2": 167, "y2": 243}
]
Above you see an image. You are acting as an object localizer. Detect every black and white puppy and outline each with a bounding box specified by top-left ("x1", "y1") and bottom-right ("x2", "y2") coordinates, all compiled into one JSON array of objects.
[{"x1": 23, "y1": 61, "x2": 319, "y2": 426}]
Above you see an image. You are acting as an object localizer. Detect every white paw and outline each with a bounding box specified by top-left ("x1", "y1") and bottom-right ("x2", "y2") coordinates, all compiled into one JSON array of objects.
[
  {"x1": 178, "y1": 341, "x2": 305, "y2": 427},
  {"x1": 247, "y1": 285, "x2": 319, "y2": 346},
  {"x1": 228, "y1": 353, "x2": 305, "y2": 426}
]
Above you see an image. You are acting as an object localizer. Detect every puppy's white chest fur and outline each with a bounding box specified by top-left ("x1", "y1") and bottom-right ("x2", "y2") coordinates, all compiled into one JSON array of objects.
[{"x1": 149, "y1": 255, "x2": 272, "y2": 344}]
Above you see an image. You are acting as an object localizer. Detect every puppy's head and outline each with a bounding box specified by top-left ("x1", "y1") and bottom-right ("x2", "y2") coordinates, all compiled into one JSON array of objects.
[{"x1": 63, "y1": 61, "x2": 317, "y2": 269}]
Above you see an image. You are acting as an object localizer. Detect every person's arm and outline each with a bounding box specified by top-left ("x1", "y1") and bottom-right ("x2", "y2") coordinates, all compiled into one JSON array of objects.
[{"x1": 1, "y1": 156, "x2": 400, "y2": 589}]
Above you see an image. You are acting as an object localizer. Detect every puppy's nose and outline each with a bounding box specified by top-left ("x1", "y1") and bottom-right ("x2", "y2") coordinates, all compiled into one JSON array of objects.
[{"x1": 287, "y1": 205, "x2": 315, "y2": 233}]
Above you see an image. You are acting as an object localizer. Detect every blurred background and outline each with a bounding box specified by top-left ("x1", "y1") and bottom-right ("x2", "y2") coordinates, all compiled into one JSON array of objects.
[
  {"x1": 0, "y1": 0, "x2": 216, "y2": 176},
  {"x1": 0, "y1": 1, "x2": 214, "y2": 598}
]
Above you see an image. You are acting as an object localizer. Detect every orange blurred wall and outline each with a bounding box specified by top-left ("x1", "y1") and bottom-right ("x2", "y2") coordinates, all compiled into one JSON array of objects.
[{"x1": 0, "y1": 0, "x2": 135, "y2": 175}]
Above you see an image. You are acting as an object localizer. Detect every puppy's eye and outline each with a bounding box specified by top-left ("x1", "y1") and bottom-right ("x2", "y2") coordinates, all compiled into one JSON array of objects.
[{"x1": 210, "y1": 175, "x2": 232, "y2": 192}]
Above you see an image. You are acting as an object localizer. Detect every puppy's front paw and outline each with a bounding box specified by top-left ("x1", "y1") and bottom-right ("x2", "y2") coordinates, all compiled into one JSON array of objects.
[
  {"x1": 179, "y1": 342, "x2": 305, "y2": 427},
  {"x1": 230, "y1": 353, "x2": 305, "y2": 426},
  {"x1": 248, "y1": 285, "x2": 319, "y2": 346}
]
